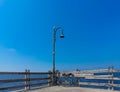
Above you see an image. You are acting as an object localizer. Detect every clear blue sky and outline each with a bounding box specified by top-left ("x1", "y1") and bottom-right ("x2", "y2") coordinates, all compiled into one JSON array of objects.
[{"x1": 0, "y1": 0, "x2": 120, "y2": 71}]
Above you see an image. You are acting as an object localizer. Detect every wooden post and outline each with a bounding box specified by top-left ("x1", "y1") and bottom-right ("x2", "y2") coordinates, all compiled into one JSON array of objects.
[
  {"x1": 25, "y1": 69, "x2": 28, "y2": 90},
  {"x1": 48, "y1": 71, "x2": 52, "y2": 86},
  {"x1": 108, "y1": 66, "x2": 110, "y2": 90},
  {"x1": 76, "y1": 77, "x2": 80, "y2": 86},
  {"x1": 25, "y1": 69, "x2": 30, "y2": 90},
  {"x1": 28, "y1": 69, "x2": 30, "y2": 90},
  {"x1": 56, "y1": 70, "x2": 59, "y2": 85},
  {"x1": 111, "y1": 66, "x2": 114, "y2": 91},
  {"x1": 58, "y1": 71, "x2": 61, "y2": 85}
]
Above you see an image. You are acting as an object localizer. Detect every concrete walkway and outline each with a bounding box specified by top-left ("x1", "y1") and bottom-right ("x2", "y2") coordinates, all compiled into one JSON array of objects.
[{"x1": 28, "y1": 86, "x2": 119, "y2": 92}]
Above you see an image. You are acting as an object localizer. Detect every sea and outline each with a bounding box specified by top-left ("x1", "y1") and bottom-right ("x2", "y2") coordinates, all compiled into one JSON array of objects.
[
  {"x1": 0, "y1": 72, "x2": 120, "y2": 92},
  {"x1": 0, "y1": 74, "x2": 48, "y2": 92}
]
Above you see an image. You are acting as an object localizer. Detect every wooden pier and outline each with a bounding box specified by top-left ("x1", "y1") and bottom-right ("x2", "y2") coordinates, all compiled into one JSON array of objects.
[{"x1": 27, "y1": 86, "x2": 119, "y2": 92}]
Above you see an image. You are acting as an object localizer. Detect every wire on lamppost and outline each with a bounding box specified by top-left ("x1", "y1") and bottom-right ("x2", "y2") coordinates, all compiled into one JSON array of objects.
[{"x1": 52, "y1": 26, "x2": 64, "y2": 85}]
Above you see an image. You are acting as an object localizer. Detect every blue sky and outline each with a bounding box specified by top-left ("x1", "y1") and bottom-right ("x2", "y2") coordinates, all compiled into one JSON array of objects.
[{"x1": 0, "y1": 0, "x2": 120, "y2": 71}]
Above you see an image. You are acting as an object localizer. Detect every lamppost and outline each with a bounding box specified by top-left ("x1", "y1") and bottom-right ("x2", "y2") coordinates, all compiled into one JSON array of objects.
[{"x1": 52, "y1": 26, "x2": 64, "y2": 85}]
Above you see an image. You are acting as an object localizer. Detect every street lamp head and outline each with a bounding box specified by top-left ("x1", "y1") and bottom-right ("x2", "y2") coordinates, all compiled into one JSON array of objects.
[{"x1": 60, "y1": 31, "x2": 64, "y2": 38}]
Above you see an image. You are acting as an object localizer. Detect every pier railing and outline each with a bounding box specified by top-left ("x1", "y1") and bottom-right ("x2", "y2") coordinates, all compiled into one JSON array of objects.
[
  {"x1": 0, "y1": 70, "x2": 52, "y2": 91},
  {"x1": 58, "y1": 66, "x2": 120, "y2": 91},
  {"x1": 0, "y1": 67, "x2": 120, "y2": 91}
]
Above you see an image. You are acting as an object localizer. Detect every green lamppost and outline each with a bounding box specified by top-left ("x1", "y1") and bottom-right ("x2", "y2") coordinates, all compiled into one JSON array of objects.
[{"x1": 52, "y1": 26, "x2": 64, "y2": 85}]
